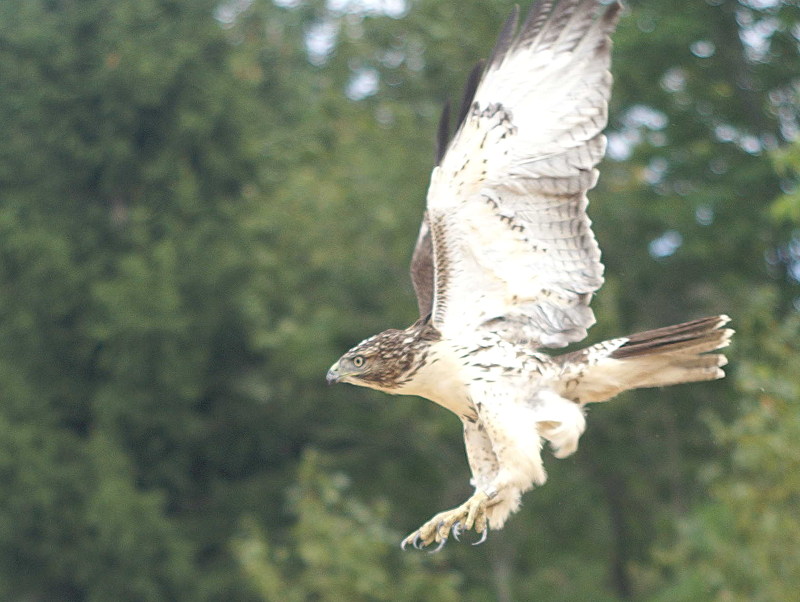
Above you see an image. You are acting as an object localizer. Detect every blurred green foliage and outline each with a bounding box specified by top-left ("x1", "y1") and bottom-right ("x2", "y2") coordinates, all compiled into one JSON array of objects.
[{"x1": 0, "y1": 0, "x2": 798, "y2": 599}]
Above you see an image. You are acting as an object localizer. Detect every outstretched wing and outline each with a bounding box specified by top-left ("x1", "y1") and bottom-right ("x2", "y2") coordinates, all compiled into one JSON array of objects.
[{"x1": 421, "y1": 0, "x2": 620, "y2": 347}]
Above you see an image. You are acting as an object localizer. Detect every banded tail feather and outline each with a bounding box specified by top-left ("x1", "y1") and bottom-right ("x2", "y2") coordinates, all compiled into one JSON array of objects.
[{"x1": 556, "y1": 315, "x2": 733, "y2": 404}]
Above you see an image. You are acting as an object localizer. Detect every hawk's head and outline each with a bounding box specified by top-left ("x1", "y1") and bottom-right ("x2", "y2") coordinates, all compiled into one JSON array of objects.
[{"x1": 327, "y1": 320, "x2": 440, "y2": 393}]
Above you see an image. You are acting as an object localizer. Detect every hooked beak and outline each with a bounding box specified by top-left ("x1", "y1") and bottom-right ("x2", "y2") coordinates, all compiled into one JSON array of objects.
[{"x1": 326, "y1": 364, "x2": 341, "y2": 385}]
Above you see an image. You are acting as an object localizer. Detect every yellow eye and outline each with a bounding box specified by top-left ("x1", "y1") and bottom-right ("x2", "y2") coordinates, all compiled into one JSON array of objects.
[{"x1": 353, "y1": 355, "x2": 365, "y2": 368}]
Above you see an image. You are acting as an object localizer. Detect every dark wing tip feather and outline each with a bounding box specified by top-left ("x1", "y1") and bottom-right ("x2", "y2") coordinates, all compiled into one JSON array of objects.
[
  {"x1": 437, "y1": 4, "x2": 519, "y2": 166},
  {"x1": 518, "y1": 0, "x2": 622, "y2": 50},
  {"x1": 434, "y1": 57, "x2": 486, "y2": 167},
  {"x1": 435, "y1": 101, "x2": 451, "y2": 166},
  {"x1": 517, "y1": 0, "x2": 555, "y2": 46},
  {"x1": 456, "y1": 59, "x2": 485, "y2": 129},
  {"x1": 487, "y1": 5, "x2": 521, "y2": 70}
]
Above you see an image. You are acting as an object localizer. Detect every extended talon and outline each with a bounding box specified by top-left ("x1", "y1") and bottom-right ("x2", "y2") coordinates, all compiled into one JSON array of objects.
[
  {"x1": 429, "y1": 538, "x2": 448, "y2": 554},
  {"x1": 472, "y1": 527, "x2": 489, "y2": 546},
  {"x1": 452, "y1": 521, "x2": 463, "y2": 541},
  {"x1": 400, "y1": 531, "x2": 422, "y2": 550},
  {"x1": 400, "y1": 490, "x2": 491, "y2": 551}
]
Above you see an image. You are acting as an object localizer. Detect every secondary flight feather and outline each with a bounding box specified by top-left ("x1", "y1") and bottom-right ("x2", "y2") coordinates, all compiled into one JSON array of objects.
[{"x1": 328, "y1": 0, "x2": 733, "y2": 551}]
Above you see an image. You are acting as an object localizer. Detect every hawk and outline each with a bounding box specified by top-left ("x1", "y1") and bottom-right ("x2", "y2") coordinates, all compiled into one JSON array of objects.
[{"x1": 327, "y1": 0, "x2": 732, "y2": 551}]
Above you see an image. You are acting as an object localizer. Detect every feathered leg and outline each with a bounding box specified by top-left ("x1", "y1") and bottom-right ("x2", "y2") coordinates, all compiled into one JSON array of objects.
[
  {"x1": 401, "y1": 420, "x2": 499, "y2": 550},
  {"x1": 401, "y1": 391, "x2": 581, "y2": 550}
]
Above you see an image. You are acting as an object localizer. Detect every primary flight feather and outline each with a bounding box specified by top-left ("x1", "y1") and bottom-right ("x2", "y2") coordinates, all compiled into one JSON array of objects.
[{"x1": 327, "y1": 0, "x2": 733, "y2": 551}]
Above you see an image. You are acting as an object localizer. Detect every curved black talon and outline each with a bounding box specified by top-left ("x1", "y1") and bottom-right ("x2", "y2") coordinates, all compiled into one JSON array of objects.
[
  {"x1": 472, "y1": 527, "x2": 489, "y2": 546},
  {"x1": 412, "y1": 533, "x2": 423, "y2": 550}
]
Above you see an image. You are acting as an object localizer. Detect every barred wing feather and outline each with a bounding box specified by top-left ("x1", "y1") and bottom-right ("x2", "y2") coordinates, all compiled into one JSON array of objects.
[{"x1": 422, "y1": 0, "x2": 620, "y2": 347}]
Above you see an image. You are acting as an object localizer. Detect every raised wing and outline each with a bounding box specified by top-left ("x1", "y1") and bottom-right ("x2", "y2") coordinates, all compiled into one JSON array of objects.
[{"x1": 423, "y1": 0, "x2": 620, "y2": 347}]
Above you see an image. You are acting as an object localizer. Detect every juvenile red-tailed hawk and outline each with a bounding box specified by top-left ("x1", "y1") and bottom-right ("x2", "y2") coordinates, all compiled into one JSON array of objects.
[{"x1": 327, "y1": 0, "x2": 732, "y2": 551}]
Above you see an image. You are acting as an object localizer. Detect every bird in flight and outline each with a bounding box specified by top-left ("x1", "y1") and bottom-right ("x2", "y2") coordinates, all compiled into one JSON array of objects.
[{"x1": 327, "y1": 0, "x2": 732, "y2": 551}]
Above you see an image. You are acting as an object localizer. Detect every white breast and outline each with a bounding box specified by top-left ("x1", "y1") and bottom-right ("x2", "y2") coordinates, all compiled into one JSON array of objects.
[{"x1": 394, "y1": 340, "x2": 476, "y2": 420}]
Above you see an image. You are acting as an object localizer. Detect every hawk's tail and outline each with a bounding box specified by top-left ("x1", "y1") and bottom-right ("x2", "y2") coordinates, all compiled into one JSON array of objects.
[{"x1": 555, "y1": 315, "x2": 733, "y2": 404}]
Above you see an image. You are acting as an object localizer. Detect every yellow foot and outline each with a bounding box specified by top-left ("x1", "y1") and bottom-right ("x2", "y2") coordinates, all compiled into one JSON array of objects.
[{"x1": 400, "y1": 490, "x2": 491, "y2": 552}]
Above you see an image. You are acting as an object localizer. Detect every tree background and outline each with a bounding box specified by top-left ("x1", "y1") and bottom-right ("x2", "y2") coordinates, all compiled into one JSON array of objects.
[{"x1": 0, "y1": 0, "x2": 798, "y2": 599}]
